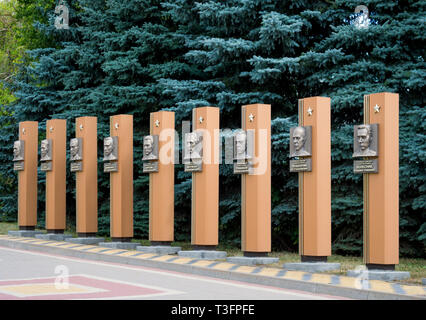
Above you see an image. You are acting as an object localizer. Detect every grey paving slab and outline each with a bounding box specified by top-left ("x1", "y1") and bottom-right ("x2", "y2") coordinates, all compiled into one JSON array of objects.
[
  {"x1": 35, "y1": 234, "x2": 73, "y2": 241},
  {"x1": 178, "y1": 250, "x2": 227, "y2": 260},
  {"x1": 283, "y1": 262, "x2": 341, "y2": 273},
  {"x1": 98, "y1": 242, "x2": 138, "y2": 250},
  {"x1": 227, "y1": 256, "x2": 279, "y2": 266},
  {"x1": 347, "y1": 269, "x2": 410, "y2": 281},
  {"x1": 136, "y1": 245, "x2": 181, "y2": 255},
  {"x1": 8, "y1": 230, "x2": 43, "y2": 238},
  {"x1": 65, "y1": 237, "x2": 105, "y2": 245}
]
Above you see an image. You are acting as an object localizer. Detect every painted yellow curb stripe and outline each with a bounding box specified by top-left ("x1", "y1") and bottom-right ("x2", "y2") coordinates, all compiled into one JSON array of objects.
[
  {"x1": 400, "y1": 285, "x2": 425, "y2": 296},
  {"x1": 191, "y1": 260, "x2": 216, "y2": 267},
  {"x1": 369, "y1": 280, "x2": 397, "y2": 294},
  {"x1": 133, "y1": 253, "x2": 157, "y2": 259},
  {"x1": 282, "y1": 270, "x2": 306, "y2": 281},
  {"x1": 310, "y1": 273, "x2": 337, "y2": 285},
  {"x1": 152, "y1": 255, "x2": 175, "y2": 262},
  {"x1": 337, "y1": 276, "x2": 359, "y2": 288},
  {"x1": 31, "y1": 241, "x2": 51, "y2": 245},
  {"x1": 71, "y1": 245, "x2": 97, "y2": 251},
  {"x1": 118, "y1": 251, "x2": 142, "y2": 257},
  {"x1": 15, "y1": 239, "x2": 36, "y2": 243},
  {"x1": 85, "y1": 247, "x2": 110, "y2": 253},
  {"x1": 211, "y1": 262, "x2": 236, "y2": 271},
  {"x1": 46, "y1": 242, "x2": 67, "y2": 246},
  {"x1": 171, "y1": 258, "x2": 194, "y2": 264},
  {"x1": 234, "y1": 266, "x2": 257, "y2": 274},
  {"x1": 257, "y1": 268, "x2": 285, "y2": 277},
  {"x1": 101, "y1": 249, "x2": 125, "y2": 255},
  {"x1": 56, "y1": 243, "x2": 83, "y2": 249}
]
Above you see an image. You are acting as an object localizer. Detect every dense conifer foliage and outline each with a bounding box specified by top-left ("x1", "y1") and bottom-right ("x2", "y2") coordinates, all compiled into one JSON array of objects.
[{"x1": 0, "y1": 0, "x2": 424, "y2": 256}]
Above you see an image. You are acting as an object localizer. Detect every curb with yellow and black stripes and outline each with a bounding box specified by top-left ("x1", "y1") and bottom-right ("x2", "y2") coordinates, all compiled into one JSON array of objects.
[{"x1": 0, "y1": 235, "x2": 424, "y2": 300}]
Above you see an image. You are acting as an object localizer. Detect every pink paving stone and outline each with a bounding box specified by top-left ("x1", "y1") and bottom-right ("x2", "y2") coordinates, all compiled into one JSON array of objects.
[{"x1": 0, "y1": 275, "x2": 165, "y2": 300}]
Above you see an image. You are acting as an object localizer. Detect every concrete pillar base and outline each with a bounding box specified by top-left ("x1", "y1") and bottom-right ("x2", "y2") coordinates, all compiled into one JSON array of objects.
[
  {"x1": 66, "y1": 237, "x2": 105, "y2": 245},
  {"x1": 347, "y1": 269, "x2": 410, "y2": 281},
  {"x1": 178, "y1": 250, "x2": 227, "y2": 260},
  {"x1": 98, "y1": 242, "x2": 138, "y2": 250},
  {"x1": 226, "y1": 256, "x2": 279, "y2": 266},
  {"x1": 8, "y1": 230, "x2": 43, "y2": 238},
  {"x1": 137, "y1": 246, "x2": 181, "y2": 255},
  {"x1": 35, "y1": 233, "x2": 73, "y2": 241},
  {"x1": 283, "y1": 262, "x2": 341, "y2": 273}
]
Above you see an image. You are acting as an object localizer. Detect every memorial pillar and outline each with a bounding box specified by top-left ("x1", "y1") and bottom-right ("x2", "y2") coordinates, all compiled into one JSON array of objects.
[
  {"x1": 74, "y1": 117, "x2": 99, "y2": 236},
  {"x1": 240, "y1": 104, "x2": 272, "y2": 255},
  {"x1": 137, "y1": 111, "x2": 181, "y2": 254},
  {"x1": 363, "y1": 92, "x2": 399, "y2": 268},
  {"x1": 191, "y1": 107, "x2": 220, "y2": 248},
  {"x1": 347, "y1": 92, "x2": 408, "y2": 280},
  {"x1": 65, "y1": 116, "x2": 104, "y2": 244},
  {"x1": 99, "y1": 114, "x2": 136, "y2": 249},
  {"x1": 298, "y1": 97, "x2": 331, "y2": 261},
  {"x1": 148, "y1": 111, "x2": 175, "y2": 243},
  {"x1": 110, "y1": 114, "x2": 133, "y2": 241},
  {"x1": 16, "y1": 122, "x2": 38, "y2": 232},
  {"x1": 227, "y1": 104, "x2": 278, "y2": 265},
  {"x1": 44, "y1": 119, "x2": 67, "y2": 234},
  {"x1": 178, "y1": 107, "x2": 226, "y2": 260},
  {"x1": 283, "y1": 97, "x2": 340, "y2": 272}
]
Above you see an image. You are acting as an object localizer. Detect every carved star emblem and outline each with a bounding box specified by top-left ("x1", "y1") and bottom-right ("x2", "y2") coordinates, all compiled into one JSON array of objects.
[
  {"x1": 374, "y1": 104, "x2": 381, "y2": 113},
  {"x1": 199, "y1": 116, "x2": 204, "y2": 123},
  {"x1": 79, "y1": 124, "x2": 83, "y2": 131},
  {"x1": 49, "y1": 127, "x2": 54, "y2": 133},
  {"x1": 307, "y1": 107, "x2": 313, "y2": 116},
  {"x1": 114, "y1": 123, "x2": 119, "y2": 130},
  {"x1": 248, "y1": 113, "x2": 255, "y2": 122},
  {"x1": 22, "y1": 128, "x2": 26, "y2": 135},
  {"x1": 154, "y1": 119, "x2": 160, "y2": 127}
]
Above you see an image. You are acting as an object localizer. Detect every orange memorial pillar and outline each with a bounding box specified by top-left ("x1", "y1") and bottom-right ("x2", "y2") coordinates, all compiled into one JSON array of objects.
[
  {"x1": 298, "y1": 97, "x2": 331, "y2": 261},
  {"x1": 347, "y1": 92, "x2": 408, "y2": 279},
  {"x1": 362, "y1": 92, "x2": 400, "y2": 269},
  {"x1": 74, "y1": 117, "x2": 98, "y2": 237},
  {"x1": 11, "y1": 122, "x2": 39, "y2": 236},
  {"x1": 283, "y1": 97, "x2": 340, "y2": 272},
  {"x1": 241, "y1": 104, "x2": 273, "y2": 255},
  {"x1": 191, "y1": 107, "x2": 220, "y2": 248},
  {"x1": 178, "y1": 107, "x2": 227, "y2": 260},
  {"x1": 149, "y1": 111, "x2": 174, "y2": 243},
  {"x1": 43, "y1": 119, "x2": 67, "y2": 234},
  {"x1": 227, "y1": 104, "x2": 278, "y2": 265},
  {"x1": 137, "y1": 111, "x2": 181, "y2": 254},
  {"x1": 100, "y1": 114, "x2": 136, "y2": 249}
]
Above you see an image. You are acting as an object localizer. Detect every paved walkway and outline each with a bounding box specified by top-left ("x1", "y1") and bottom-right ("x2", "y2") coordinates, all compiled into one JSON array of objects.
[{"x1": 0, "y1": 235, "x2": 424, "y2": 300}]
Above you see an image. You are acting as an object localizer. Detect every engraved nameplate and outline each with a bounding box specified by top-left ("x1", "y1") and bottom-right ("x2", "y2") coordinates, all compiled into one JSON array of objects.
[
  {"x1": 70, "y1": 161, "x2": 83, "y2": 172},
  {"x1": 184, "y1": 161, "x2": 202, "y2": 172},
  {"x1": 353, "y1": 159, "x2": 378, "y2": 174},
  {"x1": 289, "y1": 158, "x2": 312, "y2": 172},
  {"x1": 40, "y1": 161, "x2": 52, "y2": 171},
  {"x1": 14, "y1": 161, "x2": 24, "y2": 171},
  {"x1": 104, "y1": 161, "x2": 118, "y2": 172},
  {"x1": 143, "y1": 161, "x2": 158, "y2": 173},
  {"x1": 233, "y1": 161, "x2": 250, "y2": 174}
]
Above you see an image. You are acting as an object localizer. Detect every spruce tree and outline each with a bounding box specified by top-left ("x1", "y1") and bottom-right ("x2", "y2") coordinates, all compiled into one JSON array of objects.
[
  {"x1": 1, "y1": 0, "x2": 424, "y2": 256},
  {"x1": 161, "y1": 0, "x2": 425, "y2": 255}
]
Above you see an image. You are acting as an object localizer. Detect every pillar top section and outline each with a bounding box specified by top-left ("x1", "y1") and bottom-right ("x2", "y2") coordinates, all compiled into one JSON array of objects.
[
  {"x1": 76, "y1": 116, "x2": 97, "y2": 120},
  {"x1": 151, "y1": 110, "x2": 175, "y2": 115},
  {"x1": 19, "y1": 121, "x2": 38, "y2": 126},
  {"x1": 364, "y1": 91, "x2": 399, "y2": 97}
]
